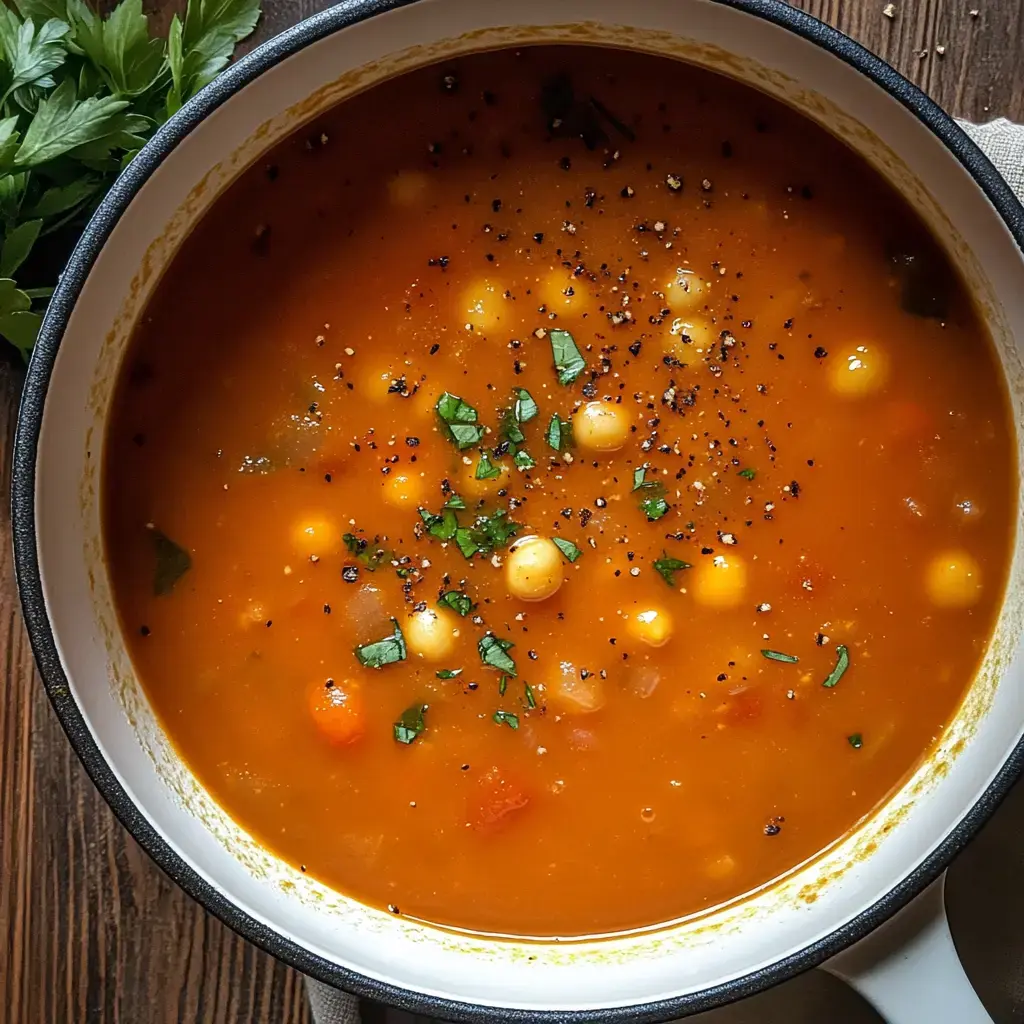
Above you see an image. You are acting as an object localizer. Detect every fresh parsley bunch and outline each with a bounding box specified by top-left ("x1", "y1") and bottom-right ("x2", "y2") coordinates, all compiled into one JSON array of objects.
[{"x1": 0, "y1": 0, "x2": 261, "y2": 358}]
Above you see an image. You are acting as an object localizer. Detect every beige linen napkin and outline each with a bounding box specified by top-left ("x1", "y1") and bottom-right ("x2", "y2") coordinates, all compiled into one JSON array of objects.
[{"x1": 305, "y1": 117, "x2": 1024, "y2": 1024}]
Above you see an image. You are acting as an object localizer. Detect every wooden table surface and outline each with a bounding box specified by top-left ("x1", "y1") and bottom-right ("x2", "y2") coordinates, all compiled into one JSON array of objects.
[{"x1": 3, "y1": 2, "x2": 1024, "y2": 1022}]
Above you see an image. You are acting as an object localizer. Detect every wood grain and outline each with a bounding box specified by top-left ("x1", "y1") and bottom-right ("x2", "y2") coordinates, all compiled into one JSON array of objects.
[{"x1": 3, "y1": 2, "x2": 1024, "y2": 1022}]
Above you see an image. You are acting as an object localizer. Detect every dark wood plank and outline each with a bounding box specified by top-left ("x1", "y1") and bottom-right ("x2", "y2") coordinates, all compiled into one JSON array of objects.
[{"x1": 2, "y1": 3, "x2": 1023, "y2": 1023}]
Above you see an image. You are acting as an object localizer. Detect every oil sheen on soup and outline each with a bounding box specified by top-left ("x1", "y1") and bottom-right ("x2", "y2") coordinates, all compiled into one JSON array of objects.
[{"x1": 103, "y1": 47, "x2": 1017, "y2": 937}]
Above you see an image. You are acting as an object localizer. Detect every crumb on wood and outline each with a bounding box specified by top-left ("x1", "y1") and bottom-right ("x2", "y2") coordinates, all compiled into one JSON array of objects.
[{"x1": 882, "y1": 2, "x2": 896, "y2": 17}]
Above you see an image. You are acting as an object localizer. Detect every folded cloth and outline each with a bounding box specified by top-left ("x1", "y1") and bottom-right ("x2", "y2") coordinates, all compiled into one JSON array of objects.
[{"x1": 304, "y1": 116, "x2": 1024, "y2": 1024}]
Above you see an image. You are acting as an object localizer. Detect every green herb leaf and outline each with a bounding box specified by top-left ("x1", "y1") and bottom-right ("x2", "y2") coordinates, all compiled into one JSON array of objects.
[
  {"x1": 68, "y1": 0, "x2": 166, "y2": 98},
  {"x1": 435, "y1": 391, "x2": 485, "y2": 449},
  {"x1": 498, "y1": 673, "x2": 508, "y2": 696},
  {"x1": 822, "y1": 644, "x2": 850, "y2": 688},
  {"x1": 546, "y1": 411, "x2": 574, "y2": 452},
  {"x1": 761, "y1": 649, "x2": 799, "y2": 664},
  {"x1": 479, "y1": 633, "x2": 516, "y2": 676},
  {"x1": 652, "y1": 553, "x2": 691, "y2": 586},
  {"x1": 442, "y1": 492, "x2": 466, "y2": 509},
  {"x1": 513, "y1": 448, "x2": 536, "y2": 469},
  {"x1": 0, "y1": 308, "x2": 40, "y2": 351},
  {"x1": 524, "y1": 682, "x2": 536, "y2": 709},
  {"x1": 514, "y1": 387, "x2": 538, "y2": 422},
  {"x1": 0, "y1": 218, "x2": 40, "y2": 277},
  {"x1": 14, "y1": 79, "x2": 138, "y2": 166},
  {"x1": 848, "y1": 732, "x2": 863, "y2": 750},
  {"x1": 355, "y1": 618, "x2": 407, "y2": 669},
  {"x1": 632, "y1": 466, "x2": 648, "y2": 491},
  {"x1": 438, "y1": 590, "x2": 473, "y2": 616},
  {"x1": 343, "y1": 531, "x2": 393, "y2": 569},
  {"x1": 492, "y1": 709, "x2": 519, "y2": 730},
  {"x1": 738, "y1": 467, "x2": 756, "y2": 481},
  {"x1": 435, "y1": 668, "x2": 462, "y2": 680},
  {"x1": 150, "y1": 528, "x2": 191, "y2": 596},
  {"x1": 552, "y1": 536, "x2": 582, "y2": 563},
  {"x1": 418, "y1": 507, "x2": 457, "y2": 542},
  {"x1": 475, "y1": 450, "x2": 501, "y2": 480},
  {"x1": 641, "y1": 496, "x2": 670, "y2": 521},
  {"x1": 549, "y1": 327, "x2": 586, "y2": 385},
  {"x1": 454, "y1": 527, "x2": 479, "y2": 559},
  {"x1": 393, "y1": 703, "x2": 426, "y2": 744}
]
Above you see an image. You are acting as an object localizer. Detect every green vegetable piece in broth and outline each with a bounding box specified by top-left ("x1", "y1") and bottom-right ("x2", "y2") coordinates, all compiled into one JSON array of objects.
[
  {"x1": 549, "y1": 328, "x2": 586, "y2": 385},
  {"x1": 151, "y1": 528, "x2": 191, "y2": 596}
]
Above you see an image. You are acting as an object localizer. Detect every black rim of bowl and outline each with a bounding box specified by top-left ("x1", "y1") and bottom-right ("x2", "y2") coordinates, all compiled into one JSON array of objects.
[{"x1": 11, "y1": 1, "x2": 1024, "y2": 1020}]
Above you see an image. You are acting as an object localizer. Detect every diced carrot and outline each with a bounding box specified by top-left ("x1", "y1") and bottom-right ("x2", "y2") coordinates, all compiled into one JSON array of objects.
[{"x1": 307, "y1": 678, "x2": 365, "y2": 745}]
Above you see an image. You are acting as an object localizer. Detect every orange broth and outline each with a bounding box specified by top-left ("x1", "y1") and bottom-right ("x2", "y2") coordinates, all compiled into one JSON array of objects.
[{"x1": 103, "y1": 46, "x2": 1017, "y2": 937}]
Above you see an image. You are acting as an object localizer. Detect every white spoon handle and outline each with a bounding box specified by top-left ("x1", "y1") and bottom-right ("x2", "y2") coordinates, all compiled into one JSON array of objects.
[{"x1": 822, "y1": 873, "x2": 990, "y2": 1024}]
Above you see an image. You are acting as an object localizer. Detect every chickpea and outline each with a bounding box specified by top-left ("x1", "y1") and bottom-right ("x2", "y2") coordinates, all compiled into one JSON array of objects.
[
  {"x1": 664, "y1": 316, "x2": 714, "y2": 357},
  {"x1": 382, "y1": 470, "x2": 426, "y2": 509},
  {"x1": 387, "y1": 170, "x2": 429, "y2": 207},
  {"x1": 829, "y1": 343, "x2": 890, "y2": 397},
  {"x1": 665, "y1": 270, "x2": 708, "y2": 311},
  {"x1": 925, "y1": 550, "x2": 983, "y2": 608},
  {"x1": 505, "y1": 535, "x2": 563, "y2": 602},
  {"x1": 307, "y1": 678, "x2": 365, "y2": 745},
  {"x1": 626, "y1": 606, "x2": 674, "y2": 647},
  {"x1": 574, "y1": 400, "x2": 631, "y2": 452},
  {"x1": 461, "y1": 278, "x2": 508, "y2": 335},
  {"x1": 405, "y1": 607, "x2": 459, "y2": 661},
  {"x1": 292, "y1": 514, "x2": 338, "y2": 557},
  {"x1": 548, "y1": 660, "x2": 605, "y2": 714},
  {"x1": 694, "y1": 554, "x2": 748, "y2": 609}
]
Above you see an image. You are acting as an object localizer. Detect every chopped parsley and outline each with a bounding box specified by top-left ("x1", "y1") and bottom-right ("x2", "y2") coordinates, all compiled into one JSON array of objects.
[
  {"x1": 552, "y1": 536, "x2": 582, "y2": 563},
  {"x1": 641, "y1": 496, "x2": 670, "y2": 521},
  {"x1": 822, "y1": 644, "x2": 850, "y2": 688},
  {"x1": 479, "y1": 634, "x2": 516, "y2": 676},
  {"x1": 493, "y1": 710, "x2": 519, "y2": 730},
  {"x1": 498, "y1": 674, "x2": 509, "y2": 696},
  {"x1": 514, "y1": 388, "x2": 539, "y2": 422},
  {"x1": 436, "y1": 669, "x2": 462, "y2": 680},
  {"x1": 355, "y1": 619, "x2": 407, "y2": 669},
  {"x1": 737, "y1": 467, "x2": 757, "y2": 480},
  {"x1": 393, "y1": 704, "x2": 427, "y2": 744},
  {"x1": 848, "y1": 732, "x2": 863, "y2": 750},
  {"x1": 438, "y1": 590, "x2": 473, "y2": 616},
  {"x1": 151, "y1": 529, "x2": 191, "y2": 596},
  {"x1": 546, "y1": 412, "x2": 573, "y2": 451},
  {"x1": 443, "y1": 493, "x2": 467, "y2": 509},
  {"x1": 549, "y1": 327, "x2": 586, "y2": 385},
  {"x1": 524, "y1": 682, "x2": 537, "y2": 709},
  {"x1": 343, "y1": 532, "x2": 393, "y2": 570},
  {"x1": 652, "y1": 553, "x2": 691, "y2": 586},
  {"x1": 418, "y1": 508, "x2": 458, "y2": 541},
  {"x1": 514, "y1": 448, "x2": 536, "y2": 469},
  {"x1": 436, "y1": 391, "x2": 485, "y2": 449},
  {"x1": 761, "y1": 649, "x2": 799, "y2": 664},
  {"x1": 454, "y1": 509, "x2": 521, "y2": 559},
  {"x1": 475, "y1": 450, "x2": 502, "y2": 479},
  {"x1": 632, "y1": 466, "x2": 649, "y2": 491}
]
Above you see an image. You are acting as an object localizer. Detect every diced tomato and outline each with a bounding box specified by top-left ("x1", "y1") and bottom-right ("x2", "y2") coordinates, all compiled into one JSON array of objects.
[
  {"x1": 307, "y1": 678, "x2": 365, "y2": 745},
  {"x1": 472, "y1": 766, "x2": 530, "y2": 830}
]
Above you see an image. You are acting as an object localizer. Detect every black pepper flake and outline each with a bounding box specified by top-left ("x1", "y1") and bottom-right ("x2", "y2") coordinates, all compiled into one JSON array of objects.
[
  {"x1": 324, "y1": 604, "x2": 331, "y2": 614},
  {"x1": 628, "y1": 340, "x2": 642, "y2": 357},
  {"x1": 789, "y1": 480, "x2": 801, "y2": 497},
  {"x1": 429, "y1": 344, "x2": 440, "y2": 355},
  {"x1": 582, "y1": 380, "x2": 598, "y2": 399},
  {"x1": 764, "y1": 823, "x2": 782, "y2": 837},
  {"x1": 814, "y1": 346, "x2": 828, "y2": 359},
  {"x1": 559, "y1": 156, "x2": 572, "y2": 171},
  {"x1": 428, "y1": 255, "x2": 449, "y2": 269},
  {"x1": 388, "y1": 904, "x2": 401, "y2": 915},
  {"x1": 620, "y1": 185, "x2": 635, "y2": 199},
  {"x1": 139, "y1": 625, "x2": 150, "y2": 637},
  {"x1": 584, "y1": 187, "x2": 597, "y2": 208},
  {"x1": 341, "y1": 565, "x2": 359, "y2": 583},
  {"x1": 440, "y1": 72, "x2": 459, "y2": 93},
  {"x1": 492, "y1": 198, "x2": 502, "y2": 212}
]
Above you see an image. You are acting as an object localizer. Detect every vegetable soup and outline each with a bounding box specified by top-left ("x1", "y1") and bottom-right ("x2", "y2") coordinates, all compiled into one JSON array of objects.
[{"x1": 103, "y1": 46, "x2": 1017, "y2": 937}]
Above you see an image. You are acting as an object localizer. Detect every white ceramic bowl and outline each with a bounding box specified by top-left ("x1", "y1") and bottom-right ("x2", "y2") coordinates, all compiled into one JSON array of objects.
[{"x1": 12, "y1": 1, "x2": 1024, "y2": 1020}]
